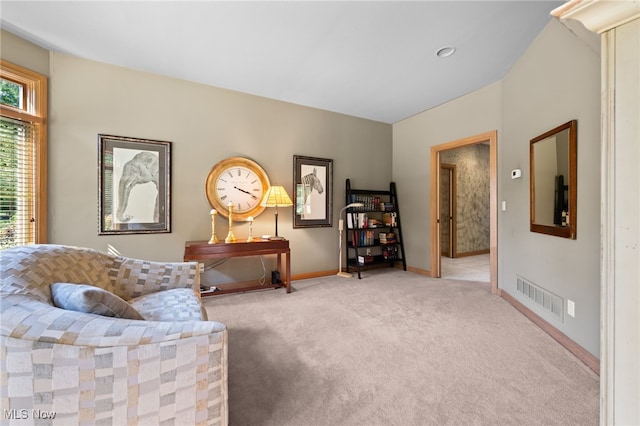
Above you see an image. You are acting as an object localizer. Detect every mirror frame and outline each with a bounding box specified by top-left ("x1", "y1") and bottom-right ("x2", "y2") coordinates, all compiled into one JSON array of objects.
[{"x1": 530, "y1": 120, "x2": 577, "y2": 239}]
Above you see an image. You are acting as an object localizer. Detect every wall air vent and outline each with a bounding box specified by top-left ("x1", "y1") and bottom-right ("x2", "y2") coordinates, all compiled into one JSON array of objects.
[{"x1": 516, "y1": 275, "x2": 564, "y2": 321}]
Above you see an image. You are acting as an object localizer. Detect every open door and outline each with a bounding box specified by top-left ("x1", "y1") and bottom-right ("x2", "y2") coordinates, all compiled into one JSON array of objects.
[{"x1": 440, "y1": 164, "x2": 456, "y2": 258}]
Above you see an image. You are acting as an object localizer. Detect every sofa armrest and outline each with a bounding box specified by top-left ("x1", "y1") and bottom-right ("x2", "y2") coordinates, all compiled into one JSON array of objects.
[{"x1": 110, "y1": 257, "x2": 200, "y2": 300}]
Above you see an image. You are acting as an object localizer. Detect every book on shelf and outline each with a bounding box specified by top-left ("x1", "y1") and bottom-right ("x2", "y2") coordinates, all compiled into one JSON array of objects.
[
  {"x1": 379, "y1": 232, "x2": 396, "y2": 244},
  {"x1": 348, "y1": 195, "x2": 382, "y2": 211},
  {"x1": 351, "y1": 230, "x2": 375, "y2": 247},
  {"x1": 347, "y1": 212, "x2": 369, "y2": 228},
  {"x1": 358, "y1": 255, "x2": 374, "y2": 265},
  {"x1": 367, "y1": 218, "x2": 382, "y2": 227},
  {"x1": 379, "y1": 203, "x2": 395, "y2": 211},
  {"x1": 383, "y1": 245, "x2": 399, "y2": 260},
  {"x1": 382, "y1": 212, "x2": 397, "y2": 227}
]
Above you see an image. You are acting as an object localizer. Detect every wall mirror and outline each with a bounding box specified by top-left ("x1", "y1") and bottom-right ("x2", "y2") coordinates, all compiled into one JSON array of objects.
[{"x1": 530, "y1": 120, "x2": 577, "y2": 239}]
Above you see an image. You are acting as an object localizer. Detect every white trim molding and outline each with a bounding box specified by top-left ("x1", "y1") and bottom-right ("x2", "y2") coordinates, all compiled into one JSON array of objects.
[{"x1": 552, "y1": 0, "x2": 640, "y2": 33}]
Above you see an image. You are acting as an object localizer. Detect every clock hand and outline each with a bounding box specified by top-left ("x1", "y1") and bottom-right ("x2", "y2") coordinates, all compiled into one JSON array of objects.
[{"x1": 234, "y1": 186, "x2": 258, "y2": 199}]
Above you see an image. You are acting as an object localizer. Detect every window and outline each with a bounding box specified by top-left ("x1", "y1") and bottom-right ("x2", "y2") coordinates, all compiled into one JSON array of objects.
[{"x1": 0, "y1": 60, "x2": 47, "y2": 248}]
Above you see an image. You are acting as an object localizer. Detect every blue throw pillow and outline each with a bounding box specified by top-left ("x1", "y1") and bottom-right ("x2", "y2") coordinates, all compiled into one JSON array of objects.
[{"x1": 50, "y1": 283, "x2": 144, "y2": 320}]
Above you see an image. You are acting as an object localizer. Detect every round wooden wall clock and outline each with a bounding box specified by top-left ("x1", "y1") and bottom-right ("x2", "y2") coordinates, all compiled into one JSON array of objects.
[{"x1": 205, "y1": 157, "x2": 271, "y2": 221}]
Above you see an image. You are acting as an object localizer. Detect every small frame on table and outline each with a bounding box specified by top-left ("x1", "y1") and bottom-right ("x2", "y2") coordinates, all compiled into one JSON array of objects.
[
  {"x1": 98, "y1": 134, "x2": 171, "y2": 235},
  {"x1": 293, "y1": 155, "x2": 333, "y2": 228}
]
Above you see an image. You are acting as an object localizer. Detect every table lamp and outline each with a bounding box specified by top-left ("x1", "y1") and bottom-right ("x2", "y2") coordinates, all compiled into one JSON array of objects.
[
  {"x1": 261, "y1": 185, "x2": 293, "y2": 240},
  {"x1": 337, "y1": 202, "x2": 364, "y2": 277}
]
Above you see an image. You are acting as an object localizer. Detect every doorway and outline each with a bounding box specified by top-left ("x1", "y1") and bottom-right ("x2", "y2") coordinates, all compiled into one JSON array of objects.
[{"x1": 430, "y1": 130, "x2": 498, "y2": 294}]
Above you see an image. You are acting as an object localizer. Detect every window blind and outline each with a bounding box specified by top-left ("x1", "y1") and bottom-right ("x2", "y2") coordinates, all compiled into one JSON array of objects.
[{"x1": 0, "y1": 116, "x2": 37, "y2": 248}]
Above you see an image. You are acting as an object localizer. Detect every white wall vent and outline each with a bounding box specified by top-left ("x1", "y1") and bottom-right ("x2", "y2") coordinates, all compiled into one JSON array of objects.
[{"x1": 516, "y1": 275, "x2": 564, "y2": 321}]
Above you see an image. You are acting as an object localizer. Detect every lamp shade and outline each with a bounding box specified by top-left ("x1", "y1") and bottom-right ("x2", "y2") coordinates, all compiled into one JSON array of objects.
[{"x1": 261, "y1": 186, "x2": 293, "y2": 207}]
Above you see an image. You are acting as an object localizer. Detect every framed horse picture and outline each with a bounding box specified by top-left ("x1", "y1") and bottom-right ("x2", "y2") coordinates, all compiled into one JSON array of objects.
[
  {"x1": 98, "y1": 134, "x2": 171, "y2": 235},
  {"x1": 293, "y1": 155, "x2": 333, "y2": 228}
]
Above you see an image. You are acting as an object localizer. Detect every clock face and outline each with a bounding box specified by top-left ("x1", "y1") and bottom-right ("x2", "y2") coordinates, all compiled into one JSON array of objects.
[
  {"x1": 205, "y1": 157, "x2": 270, "y2": 221},
  {"x1": 215, "y1": 166, "x2": 264, "y2": 213}
]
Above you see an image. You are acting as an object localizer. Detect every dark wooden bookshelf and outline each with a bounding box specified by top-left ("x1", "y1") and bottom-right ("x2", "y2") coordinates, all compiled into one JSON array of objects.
[{"x1": 344, "y1": 179, "x2": 407, "y2": 278}]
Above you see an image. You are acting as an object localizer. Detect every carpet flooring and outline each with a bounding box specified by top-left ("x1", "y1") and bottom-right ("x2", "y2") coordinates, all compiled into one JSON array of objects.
[{"x1": 203, "y1": 269, "x2": 599, "y2": 426}]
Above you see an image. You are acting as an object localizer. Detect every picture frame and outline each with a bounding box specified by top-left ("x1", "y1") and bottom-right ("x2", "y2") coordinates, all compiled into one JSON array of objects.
[
  {"x1": 293, "y1": 155, "x2": 333, "y2": 228},
  {"x1": 98, "y1": 134, "x2": 171, "y2": 235}
]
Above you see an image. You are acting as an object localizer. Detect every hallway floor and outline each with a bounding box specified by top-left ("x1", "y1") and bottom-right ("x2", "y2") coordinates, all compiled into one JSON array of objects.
[{"x1": 441, "y1": 253, "x2": 490, "y2": 282}]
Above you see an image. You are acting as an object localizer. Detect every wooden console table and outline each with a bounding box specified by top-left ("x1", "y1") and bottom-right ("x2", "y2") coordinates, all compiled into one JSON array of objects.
[{"x1": 184, "y1": 239, "x2": 291, "y2": 296}]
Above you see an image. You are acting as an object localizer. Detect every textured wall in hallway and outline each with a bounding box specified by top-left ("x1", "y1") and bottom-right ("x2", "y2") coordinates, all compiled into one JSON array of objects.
[{"x1": 441, "y1": 144, "x2": 490, "y2": 254}]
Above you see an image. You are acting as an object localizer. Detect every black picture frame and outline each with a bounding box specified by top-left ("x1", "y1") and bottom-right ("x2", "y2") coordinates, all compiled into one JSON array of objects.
[
  {"x1": 293, "y1": 155, "x2": 333, "y2": 228},
  {"x1": 98, "y1": 134, "x2": 171, "y2": 235}
]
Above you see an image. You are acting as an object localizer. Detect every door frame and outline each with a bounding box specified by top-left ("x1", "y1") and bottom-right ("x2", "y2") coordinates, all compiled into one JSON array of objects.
[
  {"x1": 430, "y1": 130, "x2": 498, "y2": 294},
  {"x1": 440, "y1": 163, "x2": 457, "y2": 258}
]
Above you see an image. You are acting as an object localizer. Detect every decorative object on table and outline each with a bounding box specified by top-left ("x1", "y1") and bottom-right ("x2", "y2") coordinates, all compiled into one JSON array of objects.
[
  {"x1": 246, "y1": 216, "x2": 254, "y2": 242},
  {"x1": 293, "y1": 155, "x2": 333, "y2": 228},
  {"x1": 225, "y1": 202, "x2": 237, "y2": 243},
  {"x1": 208, "y1": 209, "x2": 219, "y2": 244},
  {"x1": 261, "y1": 186, "x2": 293, "y2": 240},
  {"x1": 337, "y1": 202, "x2": 364, "y2": 277},
  {"x1": 98, "y1": 134, "x2": 171, "y2": 235},
  {"x1": 205, "y1": 157, "x2": 271, "y2": 222}
]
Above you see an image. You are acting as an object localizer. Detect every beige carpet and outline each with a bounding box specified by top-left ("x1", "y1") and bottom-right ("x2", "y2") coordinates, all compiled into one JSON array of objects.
[{"x1": 203, "y1": 269, "x2": 599, "y2": 426}]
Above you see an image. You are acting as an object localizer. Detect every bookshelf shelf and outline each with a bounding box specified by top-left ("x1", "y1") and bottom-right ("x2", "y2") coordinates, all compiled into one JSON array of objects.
[{"x1": 344, "y1": 179, "x2": 407, "y2": 278}]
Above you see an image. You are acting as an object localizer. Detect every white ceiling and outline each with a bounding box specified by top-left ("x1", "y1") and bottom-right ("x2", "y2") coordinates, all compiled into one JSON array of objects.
[{"x1": 1, "y1": 1, "x2": 563, "y2": 124}]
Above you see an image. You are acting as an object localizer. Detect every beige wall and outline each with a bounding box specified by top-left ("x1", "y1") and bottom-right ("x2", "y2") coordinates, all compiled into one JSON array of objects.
[
  {"x1": 1, "y1": 33, "x2": 392, "y2": 282},
  {"x1": 393, "y1": 19, "x2": 601, "y2": 357},
  {"x1": 49, "y1": 52, "x2": 392, "y2": 280},
  {"x1": 0, "y1": 30, "x2": 49, "y2": 76},
  {"x1": 392, "y1": 81, "x2": 502, "y2": 271},
  {"x1": 500, "y1": 19, "x2": 600, "y2": 356}
]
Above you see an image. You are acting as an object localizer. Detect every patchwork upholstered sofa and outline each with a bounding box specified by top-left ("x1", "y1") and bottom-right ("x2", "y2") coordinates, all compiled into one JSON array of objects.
[{"x1": 0, "y1": 244, "x2": 227, "y2": 425}]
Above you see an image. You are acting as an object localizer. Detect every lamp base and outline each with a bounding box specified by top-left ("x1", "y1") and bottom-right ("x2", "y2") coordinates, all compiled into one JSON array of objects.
[
  {"x1": 337, "y1": 271, "x2": 354, "y2": 278},
  {"x1": 268, "y1": 236, "x2": 285, "y2": 241}
]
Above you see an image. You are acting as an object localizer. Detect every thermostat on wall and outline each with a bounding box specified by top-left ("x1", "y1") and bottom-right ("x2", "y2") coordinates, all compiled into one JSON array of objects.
[{"x1": 511, "y1": 169, "x2": 522, "y2": 179}]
